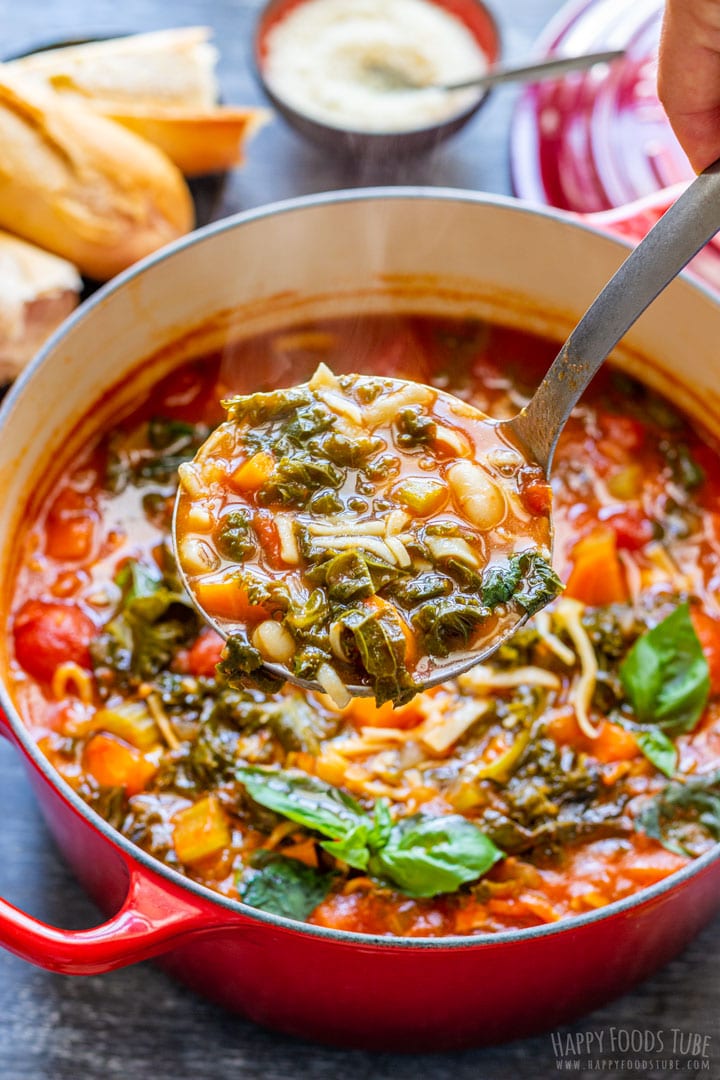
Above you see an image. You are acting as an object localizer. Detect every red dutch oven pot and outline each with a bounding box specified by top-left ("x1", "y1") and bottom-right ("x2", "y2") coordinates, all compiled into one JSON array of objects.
[{"x1": 0, "y1": 189, "x2": 719, "y2": 1052}]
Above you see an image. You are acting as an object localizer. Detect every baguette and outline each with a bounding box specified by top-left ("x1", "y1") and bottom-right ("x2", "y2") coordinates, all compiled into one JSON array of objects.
[
  {"x1": 0, "y1": 72, "x2": 194, "y2": 280},
  {"x1": 8, "y1": 29, "x2": 270, "y2": 176},
  {"x1": 98, "y1": 104, "x2": 270, "y2": 176},
  {"x1": 0, "y1": 229, "x2": 81, "y2": 380},
  {"x1": 9, "y1": 27, "x2": 219, "y2": 109}
]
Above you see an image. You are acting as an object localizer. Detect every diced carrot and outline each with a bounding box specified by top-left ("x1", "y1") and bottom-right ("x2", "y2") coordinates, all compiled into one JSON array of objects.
[
  {"x1": 690, "y1": 607, "x2": 720, "y2": 696},
  {"x1": 345, "y1": 696, "x2": 422, "y2": 730},
  {"x1": 45, "y1": 487, "x2": 97, "y2": 561},
  {"x1": 564, "y1": 527, "x2": 628, "y2": 605},
  {"x1": 172, "y1": 796, "x2": 231, "y2": 865},
  {"x1": 281, "y1": 838, "x2": 319, "y2": 868},
  {"x1": 546, "y1": 708, "x2": 585, "y2": 747},
  {"x1": 228, "y1": 450, "x2": 274, "y2": 493},
  {"x1": 517, "y1": 891, "x2": 561, "y2": 922},
  {"x1": 194, "y1": 578, "x2": 267, "y2": 623},
  {"x1": 46, "y1": 517, "x2": 96, "y2": 561},
  {"x1": 84, "y1": 733, "x2": 157, "y2": 796},
  {"x1": 593, "y1": 721, "x2": 639, "y2": 763},
  {"x1": 620, "y1": 848, "x2": 688, "y2": 885}
]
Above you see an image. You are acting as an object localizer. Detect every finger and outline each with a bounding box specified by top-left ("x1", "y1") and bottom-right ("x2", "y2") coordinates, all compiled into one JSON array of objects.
[{"x1": 658, "y1": 0, "x2": 720, "y2": 172}]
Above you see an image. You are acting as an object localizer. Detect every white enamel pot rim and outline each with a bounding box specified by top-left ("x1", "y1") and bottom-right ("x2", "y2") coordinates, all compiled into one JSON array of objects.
[{"x1": 1, "y1": 185, "x2": 719, "y2": 951}]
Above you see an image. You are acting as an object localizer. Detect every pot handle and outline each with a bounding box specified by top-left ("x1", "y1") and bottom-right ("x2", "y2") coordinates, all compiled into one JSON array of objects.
[{"x1": 0, "y1": 855, "x2": 229, "y2": 975}]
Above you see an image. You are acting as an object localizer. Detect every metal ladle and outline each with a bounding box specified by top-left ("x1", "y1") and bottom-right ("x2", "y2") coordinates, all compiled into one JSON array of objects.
[
  {"x1": 362, "y1": 48, "x2": 624, "y2": 93},
  {"x1": 176, "y1": 161, "x2": 720, "y2": 698}
]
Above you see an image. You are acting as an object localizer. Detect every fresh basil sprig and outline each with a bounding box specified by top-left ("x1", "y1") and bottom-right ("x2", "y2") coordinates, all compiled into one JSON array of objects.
[
  {"x1": 620, "y1": 603, "x2": 710, "y2": 734},
  {"x1": 638, "y1": 769, "x2": 720, "y2": 856},
  {"x1": 236, "y1": 766, "x2": 504, "y2": 898}
]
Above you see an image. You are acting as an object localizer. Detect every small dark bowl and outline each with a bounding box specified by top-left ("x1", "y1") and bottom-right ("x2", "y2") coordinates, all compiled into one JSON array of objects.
[{"x1": 253, "y1": 0, "x2": 501, "y2": 157}]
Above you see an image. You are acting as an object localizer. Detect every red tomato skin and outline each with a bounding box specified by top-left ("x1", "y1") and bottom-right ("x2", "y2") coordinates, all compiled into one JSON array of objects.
[
  {"x1": 605, "y1": 510, "x2": 655, "y2": 551},
  {"x1": 185, "y1": 628, "x2": 226, "y2": 677},
  {"x1": 598, "y1": 413, "x2": 646, "y2": 452},
  {"x1": 13, "y1": 600, "x2": 96, "y2": 683},
  {"x1": 690, "y1": 608, "x2": 720, "y2": 697}
]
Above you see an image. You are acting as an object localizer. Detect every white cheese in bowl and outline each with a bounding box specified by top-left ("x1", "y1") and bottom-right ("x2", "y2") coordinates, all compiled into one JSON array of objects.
[{"x1": 262, "y1": 0, "x2": 489, "y2": 133}]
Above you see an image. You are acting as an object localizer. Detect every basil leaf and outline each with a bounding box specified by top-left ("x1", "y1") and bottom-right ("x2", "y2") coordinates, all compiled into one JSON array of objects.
[
  {"x1": 619, "y1": 603, "x2": 710, "y2": 733},
  {"x1": 236, "y1": 766, "x2": 367, "y2": 841},
  {"x1": 636, "y1": 729, "x2": 678, "y2": 778},
  {"x1": 368, "y1": 814, "x2": 504, "y2": 898},
  {"x1": 241, "y1": 852, "x2": 333, "y2": 921},
  {"x1": 321, "y1": 822, "x2": 372, "y2": 871}
]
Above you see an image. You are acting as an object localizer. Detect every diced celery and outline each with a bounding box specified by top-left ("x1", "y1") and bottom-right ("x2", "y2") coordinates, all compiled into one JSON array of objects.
[{"x1": 94, "y1": 702, "x2": 159, "y2": 750}]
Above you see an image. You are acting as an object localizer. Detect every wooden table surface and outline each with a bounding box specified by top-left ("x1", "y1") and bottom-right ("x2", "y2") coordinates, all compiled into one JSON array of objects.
[{"x1": 1, "y1": 1, "x2": 718, "y2": 1077}]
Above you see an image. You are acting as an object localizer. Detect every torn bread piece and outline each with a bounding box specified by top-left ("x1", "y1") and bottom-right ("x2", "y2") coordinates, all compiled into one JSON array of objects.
[
  {"x1": 0, "y1": 230, "x2": 81, "y2": 381},
  {"x1": 8, "y1": 28, "x2": 270, "y2": 175}
]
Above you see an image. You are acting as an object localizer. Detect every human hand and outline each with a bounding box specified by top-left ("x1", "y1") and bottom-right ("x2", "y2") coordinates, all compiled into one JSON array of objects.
[{"x1": 658, "y1": 0, "x2": 720, "y2": 172}]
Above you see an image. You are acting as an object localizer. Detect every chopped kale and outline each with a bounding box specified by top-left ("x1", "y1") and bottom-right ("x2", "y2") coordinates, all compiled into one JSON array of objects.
[
  {"x1": 412, "y1": 594, "x2": 489, "y2": 658},
  {"x1": 90, "y1": 559, "x2": 199, "y2": 686},
  {"x1": 338, "y1": 606, "x2": 418, "y2": 706},
  {"x1": 637, "y1": 769, "x2": 720, "y2": 856},
  {"x1": 318, "y1": 431, "x2": 384, "y2": 467},
  {"x1": 481, "y1": 559, "x2": 522, "y2": 608},
  {"x1": 512, "y1": 552, "x2": 564, "y2": 615},
  {"x1": 389, "y1": 572, "x2": 453, "y2": 609},
  {"x1": 214, "y1": 509, "x2": 257, "y2": 562},
  {"x1": 395, "y1": 405, "x2": 436, "y2": 447},
  {"x1": 258, "y1": 454, "x2": 345, "y2": 508},
  {"x1": 660, "y1": 440, "x2": 705, "y2": 492}
]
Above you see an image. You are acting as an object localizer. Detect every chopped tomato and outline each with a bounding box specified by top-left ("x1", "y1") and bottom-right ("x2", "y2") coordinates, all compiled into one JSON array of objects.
[
  {"x1": 518, "y1": 466, "x2": 552, "y2": 516},
  {"x1": 598, "y1": 413, "x2": 646, "y2": 452},
  {"x1": 183, "y1": 628, "x2": 226, "y2": 677},
  {"x1": 253, "y1": 510, "x2": 283, "y2": 567},
  {"x1": 84, "y1": 733, "x2": 157, "y2": 796},
  {"x1": 564, "y1": 527, "x2": 628, "y2": 605},
  {"x1": 605, "y1": 509, "x2": 654, "y2": 551},
  {"x1": 690, "y1": 607, "x2": 720, "y2": 696},
  {"x1": 13, "y1": 600, "x2": 96, "y2": 682}
]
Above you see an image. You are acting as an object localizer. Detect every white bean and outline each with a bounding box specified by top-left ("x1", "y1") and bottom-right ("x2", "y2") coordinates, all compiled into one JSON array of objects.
[
  {"x1": 252, "y1": 619, "x2": 296, "y2": 664},
  {"x1": 179, "y1": 536, "x2": 219, "y2": 575},
  {"x1": 447, "y1": 461, "x2": 506, "y2": 531}
]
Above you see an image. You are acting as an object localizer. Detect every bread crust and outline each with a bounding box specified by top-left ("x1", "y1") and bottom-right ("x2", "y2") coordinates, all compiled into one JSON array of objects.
[{"x1": 0, "y1": 74, "x2": 194, "y2": 280}]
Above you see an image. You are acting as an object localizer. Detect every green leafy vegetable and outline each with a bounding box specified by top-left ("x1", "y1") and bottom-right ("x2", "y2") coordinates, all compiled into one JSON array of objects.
[
  {"x1": 620, "y1": 603, "x2": 710, "y2": 733},
  {"x1": 241, "y1": 851, "x2": 334, "y2": 920},
  {"x1": 321, "y1": 550, "x2": 376, "y2": 605},
  {"x1": 368, "y1": 814, "x2": 504, "y2": 898},
  {"x1": 338, "y1": 606, "x2": 417, "y2": 706},
  {"x1": 235, "y1": 766, "x2": 504, "y2": 897},
  {"x1": 90, "y1": 559, "x2": 199, "y2": 683},
  {"x1": 389, "y1": 572, "x2": 452, "y2": 609},
  {"x1": 482, "y1": 559, "x2": 522, "y2": 608},
  {"x1": 512, "y1": 552, "x2": 564, "y2": 615},
  {"x1": 638, "y1": 770, "x2": 720, "y2": 856},
  {"x1": 258, "y1": 454, "x2": 345, "y2": 508},
  {"x1": 412, "y1": 595, "x2": 489, "y2": 658},
  {"x1": 224, "y1": 386, "x2": 312, "y2": 426},
  {"x1": 636, "y1": 729, "x2": 678, "y2": 778},
  {"x1": 395, "y1": 406, "x2": 436, "y2": 447},
  {"x1": 214, "y1": 509, "x2": 257, "y2": 561},
  {"x1": 661, "y1": 440, "x2": 705, "y2": 491}
]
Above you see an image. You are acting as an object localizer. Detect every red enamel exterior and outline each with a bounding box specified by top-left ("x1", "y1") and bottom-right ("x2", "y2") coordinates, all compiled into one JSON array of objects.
[
  {"x1": 1, "y1": 191, "x2": 720, "y2": 1051},
  {"x1": 1, "y1": 701, "x2": 719, "y2": 1051}
]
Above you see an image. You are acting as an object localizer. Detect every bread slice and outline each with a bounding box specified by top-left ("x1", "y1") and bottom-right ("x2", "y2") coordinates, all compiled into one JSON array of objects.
[
  {"x1": 7, "y1": 28, "x2": 270, "y2": 175},
  {"x1": 98, "y1": 104, "x2": 270, "y2": 176},
  {"x1": 0, "y1": 72, "x2": 194, "y2": 280},
  {"x1": 0, "y1": 229, "x2": 81, "y2": 380},
  {"x1": 8, "y1": 27, "x2": 219, "y2": 109}
]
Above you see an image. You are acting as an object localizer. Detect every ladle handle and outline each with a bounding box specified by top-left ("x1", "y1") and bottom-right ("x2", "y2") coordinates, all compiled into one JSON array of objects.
[{"x1": 508, "y1": 158, "x2": 720, "y2": 472}]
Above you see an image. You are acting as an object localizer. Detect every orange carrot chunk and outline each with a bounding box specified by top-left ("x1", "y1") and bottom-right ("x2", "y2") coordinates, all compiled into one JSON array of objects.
[
  {"x1": 228, "y1": 450, "x2": 275, "y2": 493},
  {"x1": 84, "y1": 733, "x2": 157, "y2": 796},
  {"x1": 565, "y1": 527, "x2": 628, "y2": 605}
]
